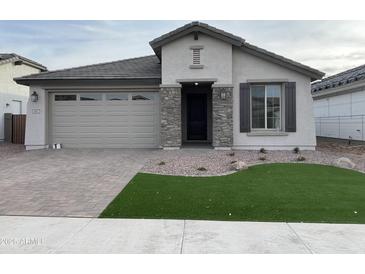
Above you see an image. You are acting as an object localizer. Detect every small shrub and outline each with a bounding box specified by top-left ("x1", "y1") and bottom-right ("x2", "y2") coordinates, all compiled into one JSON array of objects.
[
  {"x1": 297, "y1": 155, "x2": 306, "y2": 161},
  {"x1": 197, "y1": 167, "x2": 207, "y2": 171},
  {"x1": 293, "y1": 147, "x2": 300, "y2": 154},
  {"x1": 259, "y1": 155, "x2": 266, "y2": 161},
  {"x1": 158, "y1": 161, "x2": 166, "y2": 166},
  {"x1": 228, "y1": 152, "x2": 235, "y2": 157},
  {"x1": 259, "y1": 148, "x2": 267, "y2": 154},
  {"x1": 230, "y1": 160, "x2": 237, "y2": 164}
]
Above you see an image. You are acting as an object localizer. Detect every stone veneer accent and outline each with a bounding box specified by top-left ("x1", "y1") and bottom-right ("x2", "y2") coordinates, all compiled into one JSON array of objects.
[
  {"x1": 160, "y1": 86, "x2": 182, "y2": 148},
  {"x1": 212, "y1": 86, "x2": 233, "y2": 147}
]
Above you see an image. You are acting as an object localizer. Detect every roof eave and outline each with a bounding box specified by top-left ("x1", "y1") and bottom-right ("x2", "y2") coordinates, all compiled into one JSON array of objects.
[
  {"x1": 17, "y1": 59, "x2": 47, "y2": 72},
  {"x1": 0, "y1": 56, "x2": 47, "y2": 71},
  {"x1": 311, "y1": 78, "x2": 365, "y2": 99},
  {"x1": 14, "y1": 77, "x2": 162, "y2": 86}
]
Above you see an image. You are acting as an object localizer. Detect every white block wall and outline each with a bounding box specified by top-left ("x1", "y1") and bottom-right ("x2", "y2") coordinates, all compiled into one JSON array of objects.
[{"x1": 313, "y1": 89, "x2": 365, "y2": 141}]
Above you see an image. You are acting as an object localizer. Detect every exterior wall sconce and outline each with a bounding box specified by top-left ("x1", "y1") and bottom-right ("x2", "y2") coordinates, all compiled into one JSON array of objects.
[
  {"x1": 220, "y1": 91, "x2": 227, "y2": 100},
  {"x1": 31, "y1": 91, "x2": 39, "y2": 102}
]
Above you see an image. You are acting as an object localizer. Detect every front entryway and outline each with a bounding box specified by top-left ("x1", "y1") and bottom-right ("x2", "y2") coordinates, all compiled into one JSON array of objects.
[
  {"x1": 187, "y1": 93, "x2": 207, "y2": 140},
  {"x1": 181, "y1": 83, "x2": 212, "y2": 144}
]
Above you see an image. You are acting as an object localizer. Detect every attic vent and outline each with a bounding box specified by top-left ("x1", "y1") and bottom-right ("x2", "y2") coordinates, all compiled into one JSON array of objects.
[
  {"x1": 192, "y1": 48, "x2": 200, "y2": 65},
  {"x1": 190, "y1": 46, "x2": 204, "y2": 69}
]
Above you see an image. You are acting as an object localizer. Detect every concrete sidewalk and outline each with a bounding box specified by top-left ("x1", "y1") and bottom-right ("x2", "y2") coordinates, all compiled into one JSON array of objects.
[{"x1": 1, "y1": 216, "x2": 365, "y2": 253}]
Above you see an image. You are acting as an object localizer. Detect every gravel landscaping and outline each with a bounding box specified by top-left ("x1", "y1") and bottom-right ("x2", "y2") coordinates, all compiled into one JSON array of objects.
[{"x1": 142, "y1": 139, "x2": 365, "y2": 176}]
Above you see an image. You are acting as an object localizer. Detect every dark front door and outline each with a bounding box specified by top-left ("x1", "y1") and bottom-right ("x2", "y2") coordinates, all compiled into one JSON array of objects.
[{"x1": 187, "y1": 93, "x2": 207, "y2": 140}]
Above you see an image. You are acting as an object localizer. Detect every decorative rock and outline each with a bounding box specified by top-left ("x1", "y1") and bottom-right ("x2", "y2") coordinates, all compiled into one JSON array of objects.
[
  {"x1": 334, "y1": 157, "x2": 356, "y2": 169},
  {"x1": 232, "y1": 161, "x2": 248, "y2": 171}
]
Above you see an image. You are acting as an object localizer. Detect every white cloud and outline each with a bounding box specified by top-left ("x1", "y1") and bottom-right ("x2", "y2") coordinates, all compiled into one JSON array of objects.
[{"x1": 1, "y1": 20, "x2": 365, "y2": 76}]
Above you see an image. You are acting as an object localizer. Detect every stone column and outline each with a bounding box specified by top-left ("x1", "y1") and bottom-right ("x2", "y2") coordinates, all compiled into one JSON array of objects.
[
  {"x1": 160, "y1": 85, "x2": 182, "y2": 149},
  {"x1": 212, "y1": 85, "x2": 233, "y2": 149}
]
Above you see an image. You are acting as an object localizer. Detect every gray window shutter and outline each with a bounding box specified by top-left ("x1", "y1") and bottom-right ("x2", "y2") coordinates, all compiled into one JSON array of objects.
[
  {"x1": 240, "y1": 83, "x2": 251, "y2": 132},
  {"x1": 285, "y1": 82, "x2": 296, "y2": 132}
]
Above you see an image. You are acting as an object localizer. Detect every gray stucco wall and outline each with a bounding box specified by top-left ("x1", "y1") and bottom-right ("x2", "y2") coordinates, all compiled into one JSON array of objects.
[
  {"x1": 232, "y1": 47, "x2": 316, "y2": 150},
  {"x1": 161, "y1": 33, "x2": 232, "y2": 85},
  {"x1": 160, "y1": 86, "x2": 182, "y2": 148},
  {"x1": 212, "y1": 86, "x2": 233, "y2": 147}
]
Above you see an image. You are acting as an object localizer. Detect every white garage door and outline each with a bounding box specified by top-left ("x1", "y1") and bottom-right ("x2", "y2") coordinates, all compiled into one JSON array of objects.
[{"x1": 49, "y1": 91, "x2": 160, "y2": 148}]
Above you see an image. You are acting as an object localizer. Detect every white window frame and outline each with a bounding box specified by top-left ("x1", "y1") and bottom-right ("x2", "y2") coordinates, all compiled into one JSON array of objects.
[{"x1": 250, "y1": 84, "x2": 282, "y2": 131}]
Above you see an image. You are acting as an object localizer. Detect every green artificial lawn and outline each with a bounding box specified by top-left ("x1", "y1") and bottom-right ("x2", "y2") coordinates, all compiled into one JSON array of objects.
[{"x1": 100, "y1": 163, "x2": 365, "y2": 224}]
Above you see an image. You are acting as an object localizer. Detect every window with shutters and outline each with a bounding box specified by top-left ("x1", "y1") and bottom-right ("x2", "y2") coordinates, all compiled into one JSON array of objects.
[{"x1": 251, "y1": 84, "x2": 282, "y2": 130}]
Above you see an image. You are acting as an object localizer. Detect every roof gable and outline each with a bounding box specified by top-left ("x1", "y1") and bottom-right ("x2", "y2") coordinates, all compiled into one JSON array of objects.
[
  {"x1": 150, "y1": 21, "x2": 245, "y2": 57},
  {"x1": 150, "y1": 21, "x2": 324, "y2": 81},
  {"x1": 0, "y1": 53, "x2": 47, "y2": 71}
]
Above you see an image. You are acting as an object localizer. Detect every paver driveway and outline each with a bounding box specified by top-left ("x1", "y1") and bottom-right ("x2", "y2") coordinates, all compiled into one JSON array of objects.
[{"x1": 0, "y1": 147, "x2": 152, "y2": 217}]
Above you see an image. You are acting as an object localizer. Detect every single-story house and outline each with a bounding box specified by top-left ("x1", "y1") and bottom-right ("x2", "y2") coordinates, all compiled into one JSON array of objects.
[
  {"x1": 15, "y1": 21, "x2": 324, "y2": 150},
  {"x1": 0, "y1": 53, "x2": 46, "y2": 141},
  {"x1": 312, "y1": 64, "x2": 365, "y2": 141}
]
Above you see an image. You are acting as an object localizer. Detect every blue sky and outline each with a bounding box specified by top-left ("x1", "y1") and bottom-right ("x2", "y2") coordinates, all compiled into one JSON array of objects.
[{"x1": 1, "y1": 20, "x2": 365, "y2": 76}]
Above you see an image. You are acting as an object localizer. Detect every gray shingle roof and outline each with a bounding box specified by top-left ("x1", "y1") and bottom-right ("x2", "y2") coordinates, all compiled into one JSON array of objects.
[
  {"x1": 15, "y1": 55, "x2": 161, "y2": 82},
  {"x1": 311, "y1": 64, "x2": 365, "y2": 93},
  {"x1": 0, "y1": 53, "x2": 47, "y2": 71}
]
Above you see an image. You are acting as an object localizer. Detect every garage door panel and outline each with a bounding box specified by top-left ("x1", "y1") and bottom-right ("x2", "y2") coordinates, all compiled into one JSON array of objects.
[
  {"x1": 52, "y1": 137, "x2": 79, "y2": 144},
  {"x1": 53, "y1": 126, "x2": 79, "y2": 133},
  {"x1": 50, "y1": 91, "x2": 159, "y2": 148},
  {"x1": 78, "y1": 116, "x2": 108, "y2": 122},
  {"x1": 53, "y1": 112, "x2": 78, "y2": 117},
  {"x1": 53, "y1": 102, "x2": 78, "y2": 107},
  {"x1": 76, "y1": 133, "x2": 130, "y2": 138},
  {"x1": 130, "y1": 105, "x2": 155, "y2": 111},
  {"x1": 96, "y1": 122, "x2": 131, "y2": 127},
  {"x1": 79, "y1": 101, "x2": 103, "y2": 106},
  {"x1": 78, "y1": 126, "x2": 129, "y2": 133},
  {"x1": 105, "y1": 104, "x2": 128, "y2": 112},
  {"x1": 53, "y1": 106, "x2": 79, "y2": 113},
  {"x1": 53, "y1": 116, "x2": 79, "y2": 123},
  {"x1": 131, "y1": 115, "x2": 155, "y2": 122},
  {"x1": 79, "y1": 105, "x2": 105, "y2": 111},
  {"x1": 131, "y1": 137, "x2": 157, "y2": 144},
  {"x1": 130, "y1": 126, "x2": 156, "y2": 133},
  {"x1": 130, "y1": 133, "x2": 154, "y2": 141}
]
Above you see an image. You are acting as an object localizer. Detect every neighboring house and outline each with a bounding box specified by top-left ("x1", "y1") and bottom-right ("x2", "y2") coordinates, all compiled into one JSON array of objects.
[
  {"x1": 15, "y1": 21, "x2": 324, "y2": 150},
  {"x1": 312, "y1": 65, "x2": 365, "y2": 142},
  {"x1": 0, "y1": 53, "x2": 47, "y2": 141}
]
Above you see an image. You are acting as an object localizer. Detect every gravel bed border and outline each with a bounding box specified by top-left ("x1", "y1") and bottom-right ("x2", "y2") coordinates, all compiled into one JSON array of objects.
[{"x1": 141, "y1": 149, "x2": 365, "y2": 177}]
